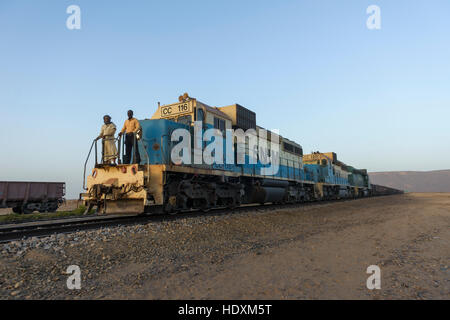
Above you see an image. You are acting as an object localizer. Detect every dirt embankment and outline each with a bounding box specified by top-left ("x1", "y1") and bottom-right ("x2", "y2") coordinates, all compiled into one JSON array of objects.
[{"x1": 370, "y1": 170, "x2": 450, "y2": 192}]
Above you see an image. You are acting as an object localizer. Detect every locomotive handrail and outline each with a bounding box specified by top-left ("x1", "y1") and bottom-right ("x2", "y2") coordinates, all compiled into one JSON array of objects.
[
  {"x1": 158, "y1": 135, "x2": 166, "y2": 164},
  {"x1": 139, "y1": 136, "x2": 150, "y2": 167},
  {"x1": 160, "y1": 133, "x2": 172, "y2": 164},
  {"x1": 117, "y1": 135, "x2": 123, "y2": 164},
  {"x1": 83, "y1": 139, "x2": 97, "y2": 191},
  {"x1": 132, "y1": 132, "x2": 137, "y2": 164},
  {"x1": 94, "y1": 139, "x2": 98, "y2": 165},
  {"x1": 117, "y1": 132, "x2": 140, "y2": 165},
  {"x1": 138, "y1": 135, "x2": 151, "y2": 184},
  {"x1": 83, "y1": 134, "x2": 136, "y2": 191},
  {"x1": 100, "y1": 136, "x2": 120, "y2": 164}
]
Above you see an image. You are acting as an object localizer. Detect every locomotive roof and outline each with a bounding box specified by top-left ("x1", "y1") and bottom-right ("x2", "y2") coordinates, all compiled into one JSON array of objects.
[{"x1": 197, "y1": 101, "x2": 232, "y2": 121}]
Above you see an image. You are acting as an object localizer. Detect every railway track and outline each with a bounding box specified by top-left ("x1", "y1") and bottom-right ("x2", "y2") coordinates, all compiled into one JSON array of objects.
[
  {"x1": 0, "y1": 196, "x2": 394, "y2": 243},
  {"x1": 0, "y1": 214, "x2": 147, "y2": 243}
]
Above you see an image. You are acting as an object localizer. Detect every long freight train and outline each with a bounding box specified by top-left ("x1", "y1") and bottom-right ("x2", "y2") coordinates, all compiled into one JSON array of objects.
[{"x1": 81, "y1": 94, "x2": 402, "y2": 215}]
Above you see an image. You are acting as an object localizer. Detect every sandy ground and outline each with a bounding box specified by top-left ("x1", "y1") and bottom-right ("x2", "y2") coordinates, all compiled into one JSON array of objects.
[
  {"x1": 128, "y1": 193, "x2": 450, "y2": 299},
  {"x1": 1, "y1": 193, "x2": 449, "y2": 299}
]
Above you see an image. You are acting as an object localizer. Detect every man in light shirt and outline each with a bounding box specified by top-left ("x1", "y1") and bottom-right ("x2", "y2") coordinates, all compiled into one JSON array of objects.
[
  {"x1": 96, "y1": 115, "x2": 117, "y2": 164},
  {"x1": 118, "y1": 109, "x2": 141, "y2": 164}
]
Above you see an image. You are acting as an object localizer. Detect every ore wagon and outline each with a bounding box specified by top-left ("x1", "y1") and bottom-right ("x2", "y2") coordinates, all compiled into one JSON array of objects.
[{"x1": 0, "y1": 181, "x2": 65, "y2": 214}]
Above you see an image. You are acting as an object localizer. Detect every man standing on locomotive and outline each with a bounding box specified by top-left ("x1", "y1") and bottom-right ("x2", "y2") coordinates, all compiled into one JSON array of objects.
[
  {"x1": 96, "y1": 115, "x2": 118, "y2": 164},
  {"x1": 118, "y1": 109, "x2": 141, "y2": 164}
]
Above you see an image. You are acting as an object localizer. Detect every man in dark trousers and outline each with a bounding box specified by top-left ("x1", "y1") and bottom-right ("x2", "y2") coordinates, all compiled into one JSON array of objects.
[{"x1": 118, "y1": 110, "x2": 141, "y2": 164}]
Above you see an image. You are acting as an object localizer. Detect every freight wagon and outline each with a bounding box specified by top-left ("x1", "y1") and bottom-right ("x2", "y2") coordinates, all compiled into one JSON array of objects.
[
  {"x1": 371, "y1": 184, "x2": 403, "y2": 196},
  {"x1": 0, "y1": 181, "x2": 65, "y2": 214}
]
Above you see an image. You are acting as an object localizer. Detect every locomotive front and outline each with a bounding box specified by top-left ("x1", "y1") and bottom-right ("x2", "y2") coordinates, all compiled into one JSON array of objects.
[
  {"x1": 81, "y1": 96, "x2": 207, "y2": 215},
  {"x1": 82, "y1": 164, "x2": 148, "y2": 215}
]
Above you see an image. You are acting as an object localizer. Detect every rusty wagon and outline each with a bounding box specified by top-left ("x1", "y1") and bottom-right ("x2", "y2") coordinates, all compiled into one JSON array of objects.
[{"x1": 0, "y1": 181, "x2": 65, "y2": 214}]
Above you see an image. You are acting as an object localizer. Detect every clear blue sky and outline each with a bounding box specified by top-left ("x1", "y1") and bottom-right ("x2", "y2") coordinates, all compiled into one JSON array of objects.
[{"x1": 1, "y1": 0, "x2": 449, "y2": 198}]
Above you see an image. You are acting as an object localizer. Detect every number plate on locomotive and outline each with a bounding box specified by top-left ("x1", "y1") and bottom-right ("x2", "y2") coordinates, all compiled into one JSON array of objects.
[{"x1": 160, "y1": 102, "x2": 192, "y2": 118}]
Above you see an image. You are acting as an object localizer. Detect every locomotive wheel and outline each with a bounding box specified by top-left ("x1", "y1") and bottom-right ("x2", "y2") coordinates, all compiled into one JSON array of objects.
[
  {"x1": 163, "y1": 201, "x2": 178, "y2": 215},
  {"x1": 164, "y1": 196, "x2": 179, "y2": 215},
  {"x1": 227, "y1": 198, "x2": 237, "y2": 209},
  {"x1": 200, "y1": 202, "x2": 211, "y2": 213},
  {"x1": 22, "y1": 207, "x2": 33, "y2": 214},
  {"x1": 199, "y1": 199, "x2": 212, "y2": 212},
  {"x1": 12, "y1": 207, "x2": 23, "y2": 214},
  {"x1": 46, "y1": 202, "x2": 58, "y2": 213}
]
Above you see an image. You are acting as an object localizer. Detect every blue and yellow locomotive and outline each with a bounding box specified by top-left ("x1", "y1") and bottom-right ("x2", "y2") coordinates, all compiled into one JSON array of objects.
[{"x1": 81, "y1": 94, "x2": 372, "y2": 215}]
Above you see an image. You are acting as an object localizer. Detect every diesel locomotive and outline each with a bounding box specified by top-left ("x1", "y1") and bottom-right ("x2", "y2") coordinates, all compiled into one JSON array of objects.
[{"x1": 81, "y1": 94, "x2": 400, "y2": 215}]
